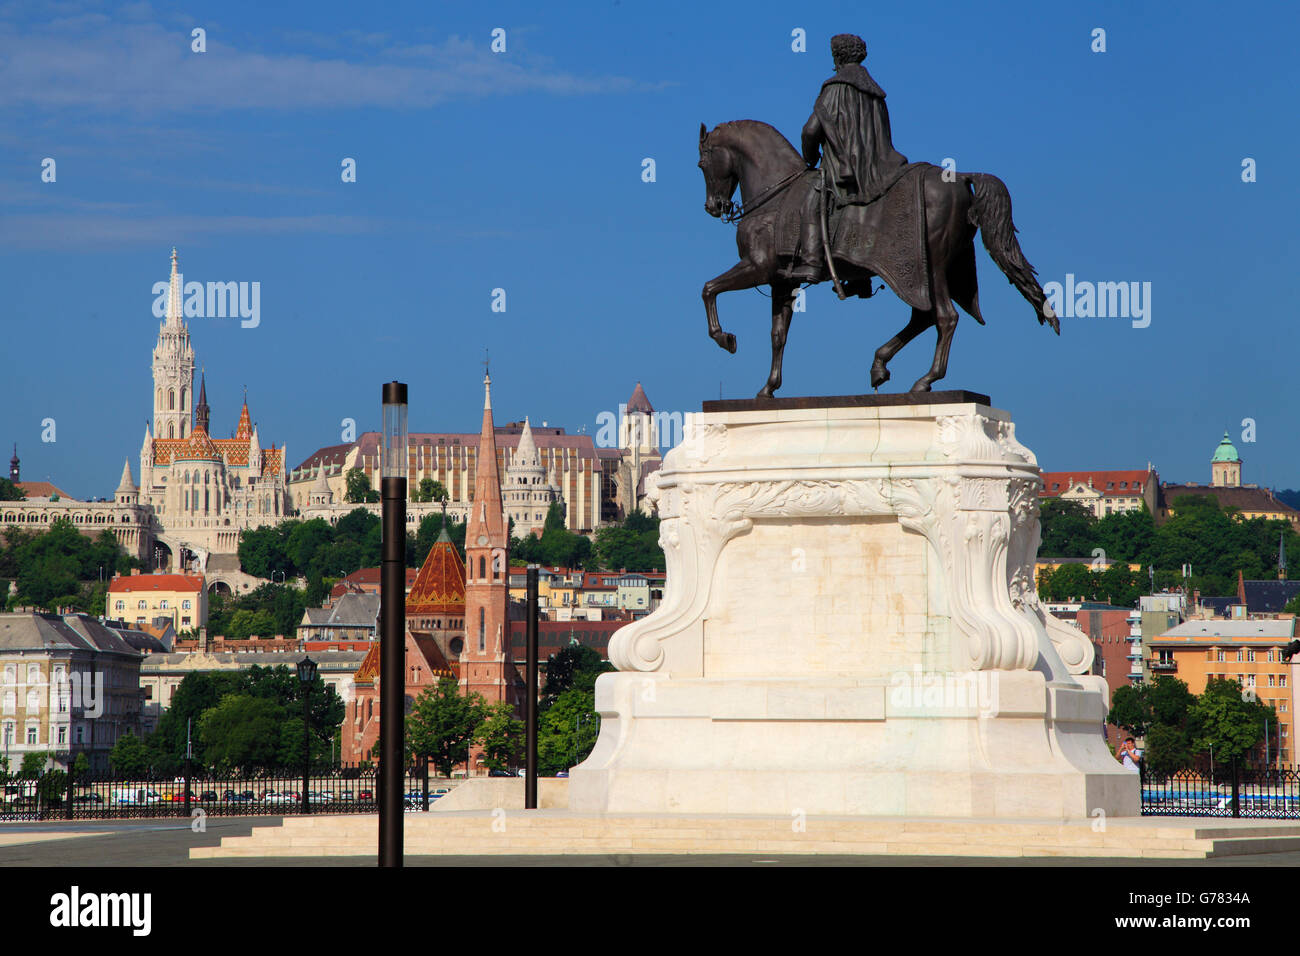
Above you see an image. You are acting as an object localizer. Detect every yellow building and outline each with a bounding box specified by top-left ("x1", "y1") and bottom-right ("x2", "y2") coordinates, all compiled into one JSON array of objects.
[
  {"x1": 1149, "y1": 618, "x2": 1299, "y2": 767},
  {"x1": 107, "y1": 570, "x2": 207, "y2": 633}
]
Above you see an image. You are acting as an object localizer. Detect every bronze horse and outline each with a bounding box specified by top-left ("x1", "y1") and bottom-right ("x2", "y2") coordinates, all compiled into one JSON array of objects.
[{"x1": 698, "y1": 120, "x2": 1059, "y2": 396}]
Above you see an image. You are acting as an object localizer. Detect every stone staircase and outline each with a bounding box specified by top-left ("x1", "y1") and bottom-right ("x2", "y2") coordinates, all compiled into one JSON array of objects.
[{"x1": 190, "y1": 812, "x2": 1300, "y2": 860}]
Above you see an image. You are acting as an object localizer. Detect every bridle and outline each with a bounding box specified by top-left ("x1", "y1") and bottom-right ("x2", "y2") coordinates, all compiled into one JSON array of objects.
[{"x1": 702, "y1": 143, "x2": 804, "y2": 224}]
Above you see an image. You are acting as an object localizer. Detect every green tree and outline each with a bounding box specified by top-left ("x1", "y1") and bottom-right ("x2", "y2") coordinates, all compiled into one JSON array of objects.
[
  {"x1": 0, "y1": 478, "x2": 25, "y2": 501},
  {"x1": 414, "y1": 478, "x2": 450, "y2": 504},
  {"x1": 537, "y1": 688, "x2": 600, "y2": 775},
  {"x1": 1037, "y1": 499, "x2": 1097, "y2": 558},
  {"x1": 237, "y1": 523, "x2": 293, "y2": 579},
  {"x1": 71, "y1": 752, "x2": 90, "y2": 781},
  {"x1": 540, "y1": 645, "x2": 612, "y2": 706},
  {"x1": 344, "y1": 468, "x2": 379, "y2": 504},
  {"x1": 109, "y1": 730, "x2": 152, "y2": 777},
  {"x1": 1142, "y1": 722, "x2": 1194, "y2": 776},
  {"x1": 1189, "y1": 677, "x2": 1276, "y2": 766},
  {"x1": 477, "y1": 702, "x2": 525, "y2": 773},
  {"x1": 20, "y1": 751, "x2": 50, "y2": 778},
  {"x1": 406, "y1": 677, "x2": 487, "y2": 777},
  {"x1": 1109, "y1": 683, "x2": 1152, "y2": 738},
  {"x1": 198, "y1": 694, "x2": 287, "y2": 771}
]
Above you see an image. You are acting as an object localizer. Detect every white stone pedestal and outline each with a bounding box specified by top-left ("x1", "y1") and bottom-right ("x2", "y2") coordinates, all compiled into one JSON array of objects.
[{"x1": 569, "y1": 397, "x2": 1139, "y2": 819}]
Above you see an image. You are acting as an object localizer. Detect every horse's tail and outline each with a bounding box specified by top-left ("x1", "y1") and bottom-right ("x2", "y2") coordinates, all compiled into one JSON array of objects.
[{"x1": 964, "y1": 172, "x2": 1058, "y2": 333}]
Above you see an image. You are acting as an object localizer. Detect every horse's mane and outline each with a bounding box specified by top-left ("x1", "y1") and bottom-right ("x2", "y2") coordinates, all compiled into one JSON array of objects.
[{"x1": 710, "y1": 120, "x2": 801, "y2": 162}]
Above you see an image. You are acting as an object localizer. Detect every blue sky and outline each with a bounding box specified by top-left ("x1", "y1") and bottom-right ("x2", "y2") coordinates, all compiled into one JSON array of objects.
[{"x1": 1, "y1": 0, "x2": 1296, "y2": 498}]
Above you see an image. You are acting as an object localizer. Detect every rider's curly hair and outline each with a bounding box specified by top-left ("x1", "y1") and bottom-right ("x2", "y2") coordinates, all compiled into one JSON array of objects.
[{"x1": 831, "y1": 33, "x2": 867, "y2": 65}]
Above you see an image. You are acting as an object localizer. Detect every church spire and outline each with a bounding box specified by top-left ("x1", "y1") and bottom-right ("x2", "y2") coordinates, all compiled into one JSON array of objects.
[
  {"x1": 166, "y1": 247, "x2": 183, "y2": 327},
  {"x1": 8, "y1": 443, "x2": 17, "y2": 483},
  {"x1": 195, "y1": 372, "x2": 210, "y2": 433}
]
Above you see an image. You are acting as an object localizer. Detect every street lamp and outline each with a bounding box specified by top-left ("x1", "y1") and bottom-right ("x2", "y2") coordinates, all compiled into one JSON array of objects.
[
  {"x1": 379, "y1": 381, "x2": 408, "y2": 868},
  {"x1": 297, "y1": 655, "x2": 317, "y2": 815},
  {"x1": 271, "y1": 570, "x2": 285, "y2": 585}
]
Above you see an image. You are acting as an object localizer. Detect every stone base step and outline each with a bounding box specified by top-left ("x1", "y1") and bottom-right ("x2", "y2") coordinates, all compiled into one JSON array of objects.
[{"x1": 190, "y1": 813, "x2": 1300, "y2": 861}]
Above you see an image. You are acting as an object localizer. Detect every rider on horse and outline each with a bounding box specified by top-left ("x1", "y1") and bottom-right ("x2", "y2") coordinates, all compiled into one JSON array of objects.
[{"x1": 791, "y1": 33, "x2": 910, "y2": 284}]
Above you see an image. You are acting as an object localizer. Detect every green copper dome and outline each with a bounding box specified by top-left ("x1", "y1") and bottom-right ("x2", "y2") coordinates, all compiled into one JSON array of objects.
[{"x1": 1211, "y1": 431, "x2": 1240, "y2": 463}]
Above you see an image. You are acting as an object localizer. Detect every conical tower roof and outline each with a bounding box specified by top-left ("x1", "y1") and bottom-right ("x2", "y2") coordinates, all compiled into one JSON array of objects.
[
  {"x1": 116, "y1": 459, "x2": 137, "y2": 492},
  {"x1": 626, "y1": 381, "x2": 654, "y2": 415},
  {"x1": 516, "y1": 416, "x2": 539, "y2": 467}
]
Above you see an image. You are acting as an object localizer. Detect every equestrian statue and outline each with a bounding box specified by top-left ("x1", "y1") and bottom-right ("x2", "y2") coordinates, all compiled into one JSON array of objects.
[{"x1": 699, "y1": 32, "x2": 1059, "y2": 397}]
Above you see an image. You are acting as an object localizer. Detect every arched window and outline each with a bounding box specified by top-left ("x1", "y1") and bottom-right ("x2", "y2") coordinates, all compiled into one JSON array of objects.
[
  {"x1": 479, "y1": 556, "x2": 486, "y2": 579},
  {"x1": 478, "y1": 608, "x2": 485, "y2": 653},
  {"x1": 168, "y1": 389, "x2": 175, "y2": 410},
  {"x1": 167, "y1": 422, "x2": 175, "y2": 439},
  {"x1": 180, "y1": 386, "x2": 187, "y2": 409}
]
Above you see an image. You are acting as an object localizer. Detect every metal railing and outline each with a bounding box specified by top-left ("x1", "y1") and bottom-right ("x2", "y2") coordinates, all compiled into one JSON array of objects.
[
  {"x1": 0, "y1": 763, "x2": 459, "y2": 821},
  {"x1": 1141, "y1": 759, "x2": 1300, "y2": 819}
]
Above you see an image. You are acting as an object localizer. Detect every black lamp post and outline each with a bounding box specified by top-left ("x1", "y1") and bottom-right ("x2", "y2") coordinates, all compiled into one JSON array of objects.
[
  {"x1": 296, "y1": 655, "x2": 317, "y2": 814},
  {"x1": 525, "y1": 565, "x2": 539, "y2": 809},
  {"x1": 379, "y1": 381, "x2": 408, "y2": 868}
]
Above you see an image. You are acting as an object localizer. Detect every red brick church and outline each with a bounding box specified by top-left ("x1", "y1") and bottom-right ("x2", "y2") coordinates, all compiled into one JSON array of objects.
[{"x1": 339, "y1": 372, "x2": 524, "y2": 768}]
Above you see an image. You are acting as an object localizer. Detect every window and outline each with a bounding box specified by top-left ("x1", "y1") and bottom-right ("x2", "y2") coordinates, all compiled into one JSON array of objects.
[
  {"x1": 478, "y1": 608, "x2": 485, "y2": 653},
  {"x1": 1282, "y1": 675, "x2": 1289, "y2": 688},
  {"x1": 182, "y1": 600, "x2": 191, "y2": 610},
  {"x1": 115, "y1": 600, "x2": 124, "y2": 611},
  {"x1": 1269, "y1": 675, "x2": 1277, "y2": 687},
  {"x1": 57, "y1": 726, "x2": 66, "y2": 745},
  {"x1": 1217, "y1": 650, "x2": 1225, "y2": 662},
  {"x1": 1, "y1": 692, "x2": 13, "y2": 715},
  {"x1": 1, "y1": 665, "x2": 13, "y2": 685},
  {"x1": 75, "y1": 725, "x2": 84, "y2": 744},
  {"x1": 27, "y1": 664, "x2": 40, "y2": 685},
  {"x1": 138, "y1": 600, "x2": 147, "y2": 610},
  {"x1": 1236, "y1": 650, "x2": 1244, "y2": 662},
  {"x1": 160, "y1": 599, "x2": 169, "y2": 610},
  {"x1": 1248, "y1": 650, "x2": 1256, "y2": 662},
  {"x1": 26, "y1": 725, "x2": 37, "y2": 745}
]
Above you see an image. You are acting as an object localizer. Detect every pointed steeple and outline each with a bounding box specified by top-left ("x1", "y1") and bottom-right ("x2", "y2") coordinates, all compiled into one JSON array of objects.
[
  {"x1": 195, "y1": 372, "x2": 210, "y2": 433},
  {"x1": 468, "y1": 373, "x2": 506, "y2": 546},
  {"x1": 8, "y1": 443, "x2": 17, "y2": 483},
  {"x1": 235, "y1": 399, "x2": 253, "y2": 440},
  {"x1": 165, "y1": 247, "x2": 184, "y2": 327}
]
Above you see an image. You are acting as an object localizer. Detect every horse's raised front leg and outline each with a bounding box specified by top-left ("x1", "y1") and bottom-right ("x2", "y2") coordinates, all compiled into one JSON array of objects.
[
  {"x1": 871, "y1": 308, "x2": 932, "y2": 389},
  {"x1": 702, "y1": 259, "x2": 767, "y2": 354},
  {"x1": 758, "y1": 282, "x2": 796, "y2": 398}
]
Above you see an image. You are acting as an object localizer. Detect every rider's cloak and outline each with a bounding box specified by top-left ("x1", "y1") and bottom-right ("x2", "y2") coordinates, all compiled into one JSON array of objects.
[{"x1": 802, "y1": 63, "x2": 909, "y2": 205}]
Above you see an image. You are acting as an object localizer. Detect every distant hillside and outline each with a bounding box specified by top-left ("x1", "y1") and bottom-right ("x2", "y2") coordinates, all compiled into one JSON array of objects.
[{"x1": 1277, "y1": 490, "x2": 1300, "y2": 510}]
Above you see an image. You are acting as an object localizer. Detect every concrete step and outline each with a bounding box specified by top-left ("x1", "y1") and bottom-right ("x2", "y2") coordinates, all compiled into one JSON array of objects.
[{"x1": 190, "y1": 813, "x2": 1300, "y2": 861}]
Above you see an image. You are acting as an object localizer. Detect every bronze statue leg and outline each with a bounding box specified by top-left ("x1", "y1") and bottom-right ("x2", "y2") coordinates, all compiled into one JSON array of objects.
[
  {"x1": 758, "y1": 282, "x2": 796, "y2": 398},
  {"x1": 703, "y1": 259, "x2": 767, "y2": 354},
  {"x1": 910, "y1": 297, "x2": 959, "y2": 393},
  {"x1": 870, "y1": 309, "x2": 932, "y2": 389}
]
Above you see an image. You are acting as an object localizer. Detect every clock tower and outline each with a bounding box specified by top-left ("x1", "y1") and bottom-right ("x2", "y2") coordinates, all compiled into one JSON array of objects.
[{"x1": 460, "y1": 371, "x2": 515, "y2": 712}]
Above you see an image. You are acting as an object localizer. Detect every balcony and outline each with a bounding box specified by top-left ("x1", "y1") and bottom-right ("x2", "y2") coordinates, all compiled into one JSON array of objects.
[{"x1": 1149, "y1": 659, "x2": 1178, "y2": 672}]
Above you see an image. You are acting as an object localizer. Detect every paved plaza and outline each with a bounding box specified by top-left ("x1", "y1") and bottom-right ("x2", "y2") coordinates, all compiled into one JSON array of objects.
[{"x1": 2, "y1": 817, "x2": 1300, "y2": 866}]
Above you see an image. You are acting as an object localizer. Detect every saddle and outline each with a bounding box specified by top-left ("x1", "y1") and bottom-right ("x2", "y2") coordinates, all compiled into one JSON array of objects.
[{"x1": 776, "y1": 162, "x2": 934, "y2": 311}]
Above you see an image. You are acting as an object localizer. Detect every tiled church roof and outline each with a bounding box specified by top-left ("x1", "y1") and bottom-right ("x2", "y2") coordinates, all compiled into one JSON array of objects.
[{"x1": 406, "y1": 533, "x2": 466, "y2": 616}]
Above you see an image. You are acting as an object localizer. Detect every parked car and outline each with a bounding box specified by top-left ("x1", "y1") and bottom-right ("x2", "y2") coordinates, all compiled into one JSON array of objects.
[
  {"x1": 358, "y1": 789, "x2": 374, "y2": 801},
  {"x1": 222, "y1": 790, "x2": 255, "y2": 803},
  {"x1": 197, "y1": 790, "x2": 219, "y2": 802},
  {"x1": 111, "y1": 787, "x2": 162, "y2": 806},
  {"x1": 71, "y1": 793, "x2": 105, "y2": 805},
  {"x1": 262, "y1": 791, "x2": 297, "y2": 806}
]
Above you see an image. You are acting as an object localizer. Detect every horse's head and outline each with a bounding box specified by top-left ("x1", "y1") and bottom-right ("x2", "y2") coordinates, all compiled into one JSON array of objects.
[{"x1": 699, "y1": 122, "x2": 738, "y2": 219}]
